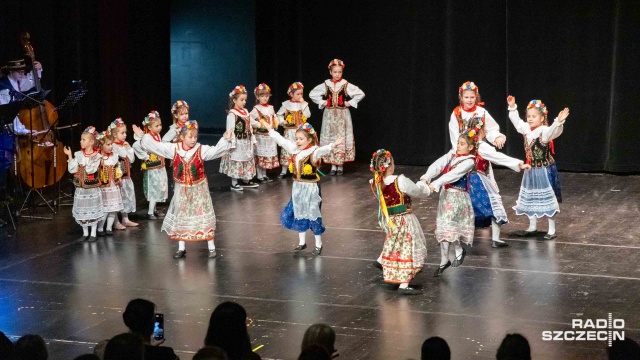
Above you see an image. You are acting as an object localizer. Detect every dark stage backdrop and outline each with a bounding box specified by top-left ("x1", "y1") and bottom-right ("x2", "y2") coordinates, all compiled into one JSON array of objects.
[
  {"x1": 170, "y1": 0, "x2": 256, "y2": 130},
  {"x1": 256, "y1": 0, "x2": 640, "y2": 173}
]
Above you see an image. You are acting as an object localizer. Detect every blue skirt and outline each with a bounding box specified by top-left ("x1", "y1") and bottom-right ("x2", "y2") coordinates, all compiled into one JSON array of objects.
[
  {"x1": 280, "y1": 199, "x2": 325, "y2": 235},
  {"x1": 468, "y1": 173, "x2": 508, "y2": 228},
  {"x1": 547, "y1": 162, "x2": 562, "y2": 203}
]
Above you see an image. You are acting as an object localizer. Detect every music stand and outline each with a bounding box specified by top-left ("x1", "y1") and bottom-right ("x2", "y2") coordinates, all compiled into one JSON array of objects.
[
  {"x1": 18, "y1": 90, "x2": 57, "y2": 220},
  {"x1": 0, "y1": 102, "x2": 23, "y2": 230}
]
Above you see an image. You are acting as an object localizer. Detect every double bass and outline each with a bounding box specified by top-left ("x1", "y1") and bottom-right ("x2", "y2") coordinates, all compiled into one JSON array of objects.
[{"x1": 17, "y1": 33, "x2": 66, "y2": 189}]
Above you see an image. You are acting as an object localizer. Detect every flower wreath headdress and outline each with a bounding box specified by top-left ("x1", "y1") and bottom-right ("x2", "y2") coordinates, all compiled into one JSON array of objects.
[
  {"x1": 178, "y1": 120, "x2": 198, "y2": 134},
  {"x1": 109, "y1": 117, "x2": 125, "y2": 131},
  {"x1": 229, "y1": 85, "x2": 247, "y2": 98},
  {"x1": 171, "y1": 100, "x2": 189, "y2": 113},
  {"x1": 369, "y1": 149, "x2": 394, "y2": 232},
  {"x1": 143, "y1": 110, "x2": 160, "y2": 126},
  {"x1": 254, "y1": 83, "x2": 271, "y2": 96},
  {"x1": 83, "y1": 126, "x2": 97, "y2": 137},
  {"x1": 96, "y1": 129, "x2": 111, "y2": 142},
  {"x1": 527, "y1": 99, "x2": 548, "y2": 116},
  {"x1": 298, "y1": 122, "x2": 315, "y2": 135},
  {"x1": 327, "y1": 59, "x2": 345, "y2": 69},
  {"x1": 460, "y1": 115, "x2": 484, "y2": 143},
  {"x1": 458, "y1": 81, "x2": 478, "y2": 94},
  {"x1": 287, "y1": 82, "x2": 304, "y2": 95}
]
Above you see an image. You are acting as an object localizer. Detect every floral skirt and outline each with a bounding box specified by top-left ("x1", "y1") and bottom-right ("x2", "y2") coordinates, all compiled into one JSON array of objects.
[
  {"x1": 468, "y1": 172, "x2": 508, "y2": 228},
  {"x1": 143, "y1": 167, "x2": 169, "y2": 202},
  {"x1": 256, "y1": 155, "x2": 280, "y2": 169},
  {"x1": 101, "y1": 184, "x2": 124, "y2": 213},
  {"x1": 72, "y1": 187, "x2": 103, "y2": 226},
  {"x1": 435, "y1": 190, "x2": 475, "y2": 245},
  {"x1": 220, "y1": 155, "x2": 256, "y2": 180},
  {"x1": 162, "y1": 181, "x2": 215, "y2": 241},
  {"x1": 319, "y1": 108, "x2": 355, "y2": 165},
  {"x1": 513, "y1": 164, "x2": 561, "y2": 218},
  {"x1": 381, "y1": 213, "x2": 427, "y2": 284},
  {"x1": 120, "y1": 178, "x2": 136, "y2": 213}
]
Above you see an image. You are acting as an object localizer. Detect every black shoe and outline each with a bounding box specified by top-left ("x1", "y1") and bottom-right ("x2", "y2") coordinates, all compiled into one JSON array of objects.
[
  {"x1": 543, "y1": 233, "x2": 557, "y2": 240},
  {"x1": 230, "y1": 184, "x2": 243, "y2": 192},
  {"x1": 312, "y1": 246, "x2": 322, "y2": 256},
  {"x1": 241, "y1": 181, "x2": 259, "y2": 188},
  {"x1": 434, "y1": 261, "x2": 451, "y2": 277},
  {"x1": 492, "y1": 241, "x2": 509, "y2": 248},
  {"x1": 105, "y1": 230, "x2": 113, "y2": 236},
  {"x1": 277, "y1": 173, "x2": 288, "y2": 179},
  {"x1": 88, "y1": 236, "x2": 97, "y2": 242},
  {"x1": 173, "y1": 250, "x2": 186, "y2": 259},
  {"x1": 208, "y1": 250, "x2": 217, "y2": 258},
  {"x1": 514, "y1": 230, "x2": 538, "y2": 237},
  {"x1": 293, "y1": 244, "x2": 307, "y2": 253},
  {"x1": 372, "y1": 261, "x2": 383, "y2": 270},
  {"x1": 336, "y1": 169, "x2": 344, "y2": 176},
  {"x1": 452, "y1": 248, "x2": 466, "y2": 267},
  {"x1": 96, "y1": 230, "x2": 106, "y2": 237},
  {"x1": 329, "y1": 170, "x2": 337, "y2": 176},
  {"x1": 398, "y1": 287, "x2": 422, "y2": 295},
  {"x1": 147, "y1": 214, "x2": 158, "y2": 220}
]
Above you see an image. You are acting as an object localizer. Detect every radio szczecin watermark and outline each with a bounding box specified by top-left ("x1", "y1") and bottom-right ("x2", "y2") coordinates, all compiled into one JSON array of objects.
[{"x1": 542, "y1": 313, "x2": 624, "y2": 347}]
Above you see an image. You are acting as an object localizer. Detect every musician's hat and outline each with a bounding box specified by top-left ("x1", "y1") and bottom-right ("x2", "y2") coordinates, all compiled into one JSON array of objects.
[{"x1": 1, "y1": 59, "x2": 27, "y2": 74}]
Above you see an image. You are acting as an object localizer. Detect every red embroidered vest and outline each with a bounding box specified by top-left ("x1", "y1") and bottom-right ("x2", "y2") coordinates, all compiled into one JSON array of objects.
[
  {"x1": 173, "y1": 145, "x2": 206, "y2": 185},
  {"x1": 73, "y1": 164, "x2": 100, "y2": 189},
  {"x1": 382, "y1": 179, "x2": 412, "y2": 215},
  {"x1": 324, "y1": 82, "x2": 350, "y2": 109}
]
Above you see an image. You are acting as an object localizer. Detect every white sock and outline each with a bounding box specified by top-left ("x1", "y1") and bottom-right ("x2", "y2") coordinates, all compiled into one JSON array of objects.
[
  {"x1": 121, "y1": 212, "x2": 129, "y2": 223},
  {"x1": 399, "y1": 283, "x2": 409, "y2": 289},
  {"x1": 97, "y1": 215, "x2": 106, "y2": 232},
  {"x1": 337, "y1": 165, "x2": 343, "y2": 171},
  {"x1": 298, "y1": 232, "x2": 306, "y2": 246},
  {"x1": 548, "y1": 217, "x2": 556, "y2": 235},
  {"x1": 90, "y1": 224, "x2": 97, "y2": 237},
  {"x1": 331, "y1": 165, "x2": 337, "y2": 171},
  {"x1": 207, "y1": 240, "x2": 215, "y2": 251},
  {"x1": 106, "y1": 212, "x2": 116, "y2": 231},
  {"x1": 314, "y1": 235, "x2": 322, "y2": 248},
  {"x1": 454, "y1": 241, "x2": 463, "y2": 258},
  {"x1": 148, "y1": 201, "x2": 157, "y2": 215},
  {"x1": 492, "y1": 221, "x2": 504, "y2": 242},
  {"x1": 82, "y1": 225, "x2": 89, "y2": 237},
  {"x1": 440, "y1": 242, "x2": 450, "y2": 266},
  {"x1": 232, "y1": 178, "x2": 238, "y2": 186},
  {"x1": 527, "y1": 217, "x2": 537, "y2": 232},
  {"x1": 178, "y1": 241, "x2": 186, "y2": 251},
  {"x1": 280, "y1": 166, "x2": 287, "y2": 175},
  {"x1": 113, "y1": 215, "x2": 122, "y2": 227}
]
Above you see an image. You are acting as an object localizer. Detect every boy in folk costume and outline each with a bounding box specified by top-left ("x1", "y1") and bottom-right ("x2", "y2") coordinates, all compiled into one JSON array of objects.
[{"x1": 309, "y1": 59, "x2": 365, "y2": 176}]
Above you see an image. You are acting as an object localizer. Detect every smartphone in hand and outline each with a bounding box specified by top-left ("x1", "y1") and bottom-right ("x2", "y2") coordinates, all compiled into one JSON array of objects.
[{"x1": 152, "y1": 313, "x2": 164, "y2": 341}]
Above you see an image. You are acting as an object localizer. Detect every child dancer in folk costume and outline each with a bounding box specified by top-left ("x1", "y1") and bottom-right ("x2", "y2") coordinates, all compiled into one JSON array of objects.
[
  {"x1": 110, "y1": 118, "x2": 138, "y2": 227},
  {"x1": 96, "y1": 130, "x2": 124, "y2": 236},
  {"x1": 309, "y1": 59, "x2": 365, "y2": 176},
  {"x1": 132, "y1": 111, "x2": 168, "y2": 220},
  {"x1": 250, "y1": 83, "x2": 279, "y2": 182},
  {"x1": 64, "y1": 127, "x2": 103, "y2": 241},
  {"x1": 508, "y1": 96, "x2": 568, "y2": 240},
  {"x1": 276, "y1": 82, "x2": 311, "y2": 178},
  {"x1": 449, "y1": 81, "x2": 521, "y2": 248},
  {"x1": 370, "y1": 149, "x2": 430, "y2": 295},
  {"x1": 220, "y1": 85, "x2": 258, "y2": 191},
  {"x1": 163, "y1": 100, "x2": 190, "y2": 143},
  {"x1": 421, "y1": 125, "x2": 479, "y2": 277},
  {"x1": 260, "y1": 120, "x2": 343, "y2": 255},
  {"x1": 133, "y1": 120, "x2": 233, "y2": 259}
]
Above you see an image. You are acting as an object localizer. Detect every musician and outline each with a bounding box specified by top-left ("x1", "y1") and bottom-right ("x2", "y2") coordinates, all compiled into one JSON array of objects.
[{"x1": 0, "y1": 58, "x2": 43, "y2": 135}]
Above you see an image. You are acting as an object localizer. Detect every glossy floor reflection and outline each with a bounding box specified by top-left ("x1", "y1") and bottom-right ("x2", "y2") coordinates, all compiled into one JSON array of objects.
[{"x1": 0, "y1": 161, "x2": 639, "y2": 359}]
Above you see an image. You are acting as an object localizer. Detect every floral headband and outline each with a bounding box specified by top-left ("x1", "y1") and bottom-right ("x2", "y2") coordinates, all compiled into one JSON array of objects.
[
  {"x1": 370, "y1": 149, "x2": 392, "y2": 173},
  {"x1": 297, "y1": 122, "x2": 315, "y2": 135},
  {"x1": 171, "y1": 100, "x2": 189, "y2": 113},
  {"x1": 461, "y1": 116, "x2": 484, "y2": 142},
  {"x1": 527, "y1": 99, "x2": 548, "y2": 115},
  {"x1": 96, "y1": 129, "x2": 111, "y2": 141},
  {"x1": 178, "y1": 120, "x2": 198, "y2": 133},
  {"x1": 254, "y1": 83, "x2": 271, "y2": 95},
  {"x1": 109, "y1": 117, "x2": 125, "y2": 131},
  {"x1": 328, "y1": 59, "x2": 345, "y2": 69},
  {"x1": 287, "y1": 82, "x2": 304, "y2": 95},
  {"x1": 229, "y1": 85, "x2": 247, "y2": 98},
  {"x1": 459, "y1": 81, "x2": 479, "y2": 94},
  {"x1": 83, "y1": 126, "x2": 97, "y2": 137},
  {"x1": 143, "y1": 110, "x2": 160, "y2": 126}
]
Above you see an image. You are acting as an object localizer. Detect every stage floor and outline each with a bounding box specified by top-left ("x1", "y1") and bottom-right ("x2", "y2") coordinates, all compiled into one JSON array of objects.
[{"x1": 0, "y1": 160, "x2": 639, "y2": 359}]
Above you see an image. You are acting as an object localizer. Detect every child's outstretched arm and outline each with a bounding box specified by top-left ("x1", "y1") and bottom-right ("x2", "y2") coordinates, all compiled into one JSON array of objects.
[
  {"x1": 430, "y1": 158, "x2": 475, "y2": 193},
  {"x1": 314, "y1": 137, "x2": 344, "y2": 161},
  {"x1": 131, "y1": 140, "x2": 149, "y2": 161},
  {"x1": 201, "y1": 130, "x2": 234, "y2": 161},
  {"x1": 542, "y1": 108, "x2": 569, "y2": 143},
  {"x1": 478, "y1": 142, "x2": 523, "y2": 172},
  {"x1": 262, "y1": 119, "x2": 297, "y2": 154},
  {"x1": 483, "y1": 111, "x2": 506, "y2": 149},
  {"x1": 398, "y1": 175, "x2": 431, "y2": 198},
  {"x1": 420, "y1": 150, "x2": 453, "y2": 184},
  {"x1": 507, "y1": 95, "x2": 529, "y2": 134},
  {"x1": 133, "y1": 124, "x2": 175, "y2": 159}
]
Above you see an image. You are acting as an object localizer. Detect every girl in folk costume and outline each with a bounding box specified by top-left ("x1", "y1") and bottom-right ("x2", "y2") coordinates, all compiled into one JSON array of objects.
[
  {"x1": 96, "y1": 130, "x2": 124, "y2": 236},
  {"x1": 508, "y1": 96, "x2": 568, "y2": 239},
  {"x1": 163, "y1": 100, "x2": 190, "y2": 143},
  {"x1": 110, "y1": 118, "x2": 138, "y2": 227},
  {"x1": 63, "y1": 127, "x2": 103, "y2": 241},
  {"x1": 369, "y1": 149, "x2": 430, "y2": 295},
  {"x1": 132, "y1": 111, "x2": 169, "y2": 220},
  {"x1": 275, "y1": 82, "x2": 311, "y2": 178},
  {"x1": 220, "y1": 85, "x2": 258, "y2": 191},
  {"x1": 421, "y1": 126, "x2": 479, "y2": 277},
  {"x1": 250, "y1": 83, "x2": 279, "y2": 182},
  {"x1": 449, "y1": 81, "x2": 520, "y2": 248},
  {"x1": 309, "y1": 59, "x2": 365, "y2": 176},
  {"x1": 133, "y1": 120, "x2": 234, "y2": 259},
  {"x1": 260, "y1": 120, "x2": 344, "y2": 255}
]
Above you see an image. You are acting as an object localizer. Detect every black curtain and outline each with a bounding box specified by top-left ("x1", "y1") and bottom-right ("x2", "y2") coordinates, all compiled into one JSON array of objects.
[{"x1": 256, "y1": 0, "x2": 640, "y2": 173}]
